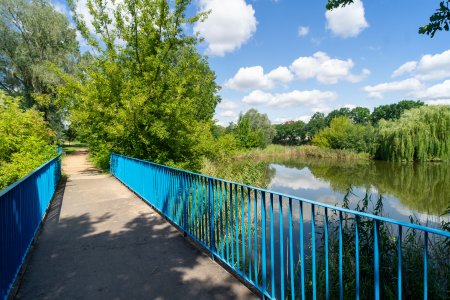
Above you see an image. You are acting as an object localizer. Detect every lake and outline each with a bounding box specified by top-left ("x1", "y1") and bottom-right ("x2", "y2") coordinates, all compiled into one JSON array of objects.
[{"x1": 260, "y1": 157, "x2": 450, "y2": 226}]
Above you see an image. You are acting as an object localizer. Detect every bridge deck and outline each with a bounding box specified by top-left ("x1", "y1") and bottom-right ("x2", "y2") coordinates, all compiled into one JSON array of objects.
[{"x1": 15, "y1": 151, "x2": 256, "y2": 300}]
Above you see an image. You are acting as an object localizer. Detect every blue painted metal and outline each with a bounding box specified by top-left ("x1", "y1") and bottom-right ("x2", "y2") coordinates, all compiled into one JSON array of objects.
[
  {"x1": 374, "y1": 220, "x2": 380, "y2": 300},
  {"x1": 398, "y1": 225, "x2": 402, "y2": 299},
  {"x1": 288, "y1": 198, "x2": 294, "y2": 300},
  {"x1": 311, "y1": 204, "x2": 317, "y2": 300},
  {"x1": 424, "y1": 231, "x2": 428, "y2": 300},
  {"x1": 110, "y1": 153, "x2": 450, "y2": 300},
  {"x1": 0, "y1": 154, "x2": 61, "y2": 300},
  {"x1": 324, "y1": 208, "x2": 329, "y2": 300},
  {"x1": 355, "y1": 215, "x2": 360, "y2": 300},
  {"x1": 339, "y1": 211, "x2": 343, "y2": 300}
]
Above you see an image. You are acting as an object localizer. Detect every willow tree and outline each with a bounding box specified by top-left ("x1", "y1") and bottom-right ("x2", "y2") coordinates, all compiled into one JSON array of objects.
[
  {"x1": 0, "y1": 0, "x2": 79, "y2": 134},
  {"x1": 64, "y1": 0, "x2": 220, "y2": 170},
  {"x1": 377, "y1": 105, "x2": 450, "y2": 162}
]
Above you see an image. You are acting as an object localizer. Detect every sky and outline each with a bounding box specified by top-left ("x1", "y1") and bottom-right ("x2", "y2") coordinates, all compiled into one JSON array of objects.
[{"x1": 53, "y1": 0, "x2": 450, "y2": 126}]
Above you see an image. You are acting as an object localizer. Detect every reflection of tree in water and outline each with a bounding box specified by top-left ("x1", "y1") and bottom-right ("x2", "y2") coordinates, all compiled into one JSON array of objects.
[{"x1": 269, "y1": 157, "x2": 450, "y2": 215}]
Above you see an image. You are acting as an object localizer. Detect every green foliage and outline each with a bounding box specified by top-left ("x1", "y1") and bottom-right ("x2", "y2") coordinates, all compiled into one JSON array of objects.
[
  {"x1": 0, "y1": 0, "x2": 79, "y2": 133},
  {"x1": 371, "y1": 100, "x2": 424, "y2": 124},
  {"x1": 419, "y1": 1, "x2": 450, "y2": 37},
  {"x1": 377, "y1": 105, "x2": 450, "y2": 162},
  {"x1": 234, "y1": 109, "x2": 275, "y2": 149},
  {"x1": 64, "y1": 0, "x2": 220, "y2": 171},
  {"x1": 273, "y1": 120, "x2": 306, "y2": 145},
  {"x1": 327, "y1": 0, "x2": 450, "y2": 37},
  {"x1": 0, "y1": 92, "x2": 56, "y2": 189},
  {"x1": 305, "y1": 112, "x2": 326, "y2": 139},
  {"x1": 324, "y1": 107, "x2": 351, "y2": 126},
  {"x1": 312, "y1": 116, "x2": 375, "y2": 153},
  {"x1": 349, "y1": 106, "x2": 371, "y2": 124}
]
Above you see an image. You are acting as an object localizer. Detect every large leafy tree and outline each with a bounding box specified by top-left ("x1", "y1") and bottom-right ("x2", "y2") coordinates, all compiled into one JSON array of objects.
[
  {"x1": 235, "y1": 109, "x2": 276, "y2": 149},
  {"x1": 326, "y1": 0, "x2": 450, "y2": 37},
  {"x1": 0, "y1": 0, "x2": 79, "y2": 133},
  {"x1": 377, "y1": 105, "x2": 450, "y2": 162},
  {"x1": 0, "y1": 91, "x2": 56, "y2": 189},
  {"x1": 273, "y1": 121, "x2": 306, "y2": 146},
  {"x1": 371, "y1": 100, "x2": 424, "y2": 124},
  {"x1": 64, "y1": 0, "x2": 220, "y2": 170}
]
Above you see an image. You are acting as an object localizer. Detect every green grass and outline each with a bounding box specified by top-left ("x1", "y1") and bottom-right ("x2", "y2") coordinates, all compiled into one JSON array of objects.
[{"x1": 235, "y1": 144, "x2": 371, "y2": 161}]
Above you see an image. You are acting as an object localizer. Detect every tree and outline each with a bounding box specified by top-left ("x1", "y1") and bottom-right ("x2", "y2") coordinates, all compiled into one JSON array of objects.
[
  {"x1": 376, "y1": 105, "x2": 450, "y2": 162},
  {"x1": 326, "y1": 0, "x2": 450, "y2": 37},
  {"x1": 305, "y1": 112, "x2": 326, "y2": 140},
  {"x1": 0, "y1": 91, "x2": 56, "y2": 189},
  {"x1": 0, "y1": 0, "x2": 79, "y2": 132},
  {"x1": 371, "y1": 100, "x2": 424, "y2": 124},
  {"x1": 63, "y1": 0, "x2": 220, "y2": 170},
  {"x1": 273, "y1": 121, "x2": 306, "y2": 145},
  {"x1": 235, "y1": 109, "x2": 275, "y2": 149},
  {"x1": 350, "y1": 107, "x2": 371, "y2": 125},
  {"x1": 312, "y1": 116, "x2": 375, "y2": 153},
  {"x1": 325, "y1": 107, "x2": 351, "y2": 126}
]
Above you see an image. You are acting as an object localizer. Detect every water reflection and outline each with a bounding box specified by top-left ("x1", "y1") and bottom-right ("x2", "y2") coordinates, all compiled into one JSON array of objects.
[{"x1": 263, "y1": 158, "x2": 450, "y2": 223}]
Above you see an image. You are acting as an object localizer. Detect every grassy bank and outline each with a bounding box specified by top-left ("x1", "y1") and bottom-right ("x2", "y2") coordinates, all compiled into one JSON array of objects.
[{"x1": 235, "y1": 144, "x2": 371, "y2": 161}]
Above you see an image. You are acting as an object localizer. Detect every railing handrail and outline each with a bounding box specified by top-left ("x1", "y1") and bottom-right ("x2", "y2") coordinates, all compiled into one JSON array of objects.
[
  {"x1": 111, "y1": 153, "x2": 450, "y2": 238},
  {"x1": 0, "y1": 153, "x2": 62, "y2": 198}
]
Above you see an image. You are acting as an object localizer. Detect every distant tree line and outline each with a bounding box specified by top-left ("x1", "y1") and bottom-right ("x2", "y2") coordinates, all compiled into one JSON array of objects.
[{"x1": 214, "y1": 100, "x2": 450, "y2": 162}]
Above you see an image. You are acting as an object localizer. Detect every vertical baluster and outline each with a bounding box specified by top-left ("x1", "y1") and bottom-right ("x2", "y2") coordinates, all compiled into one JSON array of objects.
[
  {"x1": 279, "y1": 195, "x2": 284, "y2": 299},
  {"x1": 261, "y1": 191, "x2": 267, "y2": 294},
  {"x1": 423, "y1": 231, "x2": 428, "y2": 300},
  {"x1": 324, "y1": 208, "x2": 329, "y2": 300},
  {"x1": 270, "y1": 193, "x2": 275, "y2": 299},
  {"x1": 225, "y1": 182, "x2": 229, "y2": 261},
  {"x1": 241, "y1": 187, "x2": 245, "y2": 273},
  {"x1": 374, "y1": 219, "x2": 380, "y2": 300},
  {"x1": 288, "y1": 198, "x2": 295, "y2": 300},
  {"x1": 299, "y1": 202, "x2": 305, "y2": 300},
  {"x1": 248, "y1": 187, "x2": 252, "y2": 279},
  {"x1": 219, "y1": 181, "x2": 224, "y2": 257},
  {"x1": 235, "y1": 184, "x2": 239, "y2": 269},
  {"x1": 230, "y1": 184, "x2": 234, "y2": 265},
  {"x1": 311, "y1": 204, "x2": 316, "y2": 300},
  {"x1": 339, "y1": 211, "x2": 343, "y2": 300},
  {"x1": 398, "y1": 225, "x2": 402, "y2": 300},
  {"x1": 355, "y1": 215, "x2": 360, "y2": 300},
  {"x1": 209, "y1": 178, "x2": 215, "y2": 252},
  {"x1": 254, "y1": 190, "x2": 258, "y2": 284}
]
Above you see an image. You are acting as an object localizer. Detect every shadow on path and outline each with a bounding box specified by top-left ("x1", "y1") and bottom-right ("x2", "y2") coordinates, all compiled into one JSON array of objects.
[{"x1": 15, "y1": 152, "x2": 255, "y2": 300}]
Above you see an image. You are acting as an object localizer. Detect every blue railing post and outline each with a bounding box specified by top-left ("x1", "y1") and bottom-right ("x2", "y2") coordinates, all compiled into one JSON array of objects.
[{"x1": 208, "y1": 178, "x2": 215, "y2": 253}]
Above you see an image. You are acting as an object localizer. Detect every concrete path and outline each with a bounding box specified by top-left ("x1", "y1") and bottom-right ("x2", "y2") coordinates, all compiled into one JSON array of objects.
[{"x1": 15, "y1": 151, "x2": 256, "y2": 300}]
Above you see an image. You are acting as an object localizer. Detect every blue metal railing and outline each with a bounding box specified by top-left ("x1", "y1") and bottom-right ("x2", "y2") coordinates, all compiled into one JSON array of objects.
[
  {"x1": 0, "y1": 155, "x2": 62, "y2": 300},
  {"x1": 110, "y1": 153, "x2": 450, "y2": 299}
]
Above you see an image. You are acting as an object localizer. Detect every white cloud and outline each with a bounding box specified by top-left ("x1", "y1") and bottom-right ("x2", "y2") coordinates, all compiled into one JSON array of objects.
[
  {"x1": 425, "y1": 99, "x2": 450, "y2": 105},
  {"x1": 391, "y1": 61, "x2": 417, "y2": 78},
  {"x1": 325, "y1": 0, "x2": 369, "y2": 38},
  {"x1": 266, "y1": 66, "x2": 294, "y2": 84},
  {"x1": 298, "y1": 26, "x2": 310, "y2": 37},
  {"x1": 271, "y1": 167, "x2": 329, "y2": 190},
  {"x1": 364, "y1": 78, "x2": 423, "y2": 99},
  {"x1": 273, "y1": 115, "x2": 311, "y2": 124},
  {"x1": 225, "y1": 66, "x2": 293, "y2": 91},
  {"x1": 217, "y1": 100, "x2": 239, "y2": 110},
  {"x1": 194, "y1": 0, "x2": 257, "y2": 56},
  {"x1": 290, "y1": 52, "x2": 369, "y2": 84},
  {"x1": 343, "y1": 104, "x2": 357, "y2": 109},
  {"x1": 414, "y1": 80, "x2": 450, "y2": 100},
  {"x1": 391, "y1": 50, "x2": 450, "y2": 81},
  {"x1": 242, "y1": 89, "x2": 336, "y2": 110},
  {"x1": 220, "y1": 110, "x2": 238, "y2": 118}
]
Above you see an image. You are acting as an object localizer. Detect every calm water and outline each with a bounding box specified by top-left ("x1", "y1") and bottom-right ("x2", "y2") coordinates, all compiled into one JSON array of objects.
[{"x1": 263, "y1": 158, "x2": 450, "y2": 226}]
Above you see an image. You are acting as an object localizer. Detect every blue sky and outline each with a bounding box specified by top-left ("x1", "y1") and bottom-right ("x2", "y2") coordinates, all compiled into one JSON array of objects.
[{"x1": 54, "y1": 0, "x2": 450, "y2": 125}]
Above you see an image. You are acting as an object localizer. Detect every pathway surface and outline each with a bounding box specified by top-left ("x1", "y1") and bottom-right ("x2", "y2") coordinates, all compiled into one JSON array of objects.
[{"x1": 15, "y1": 151, "x2": 256, "y2": 300}]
